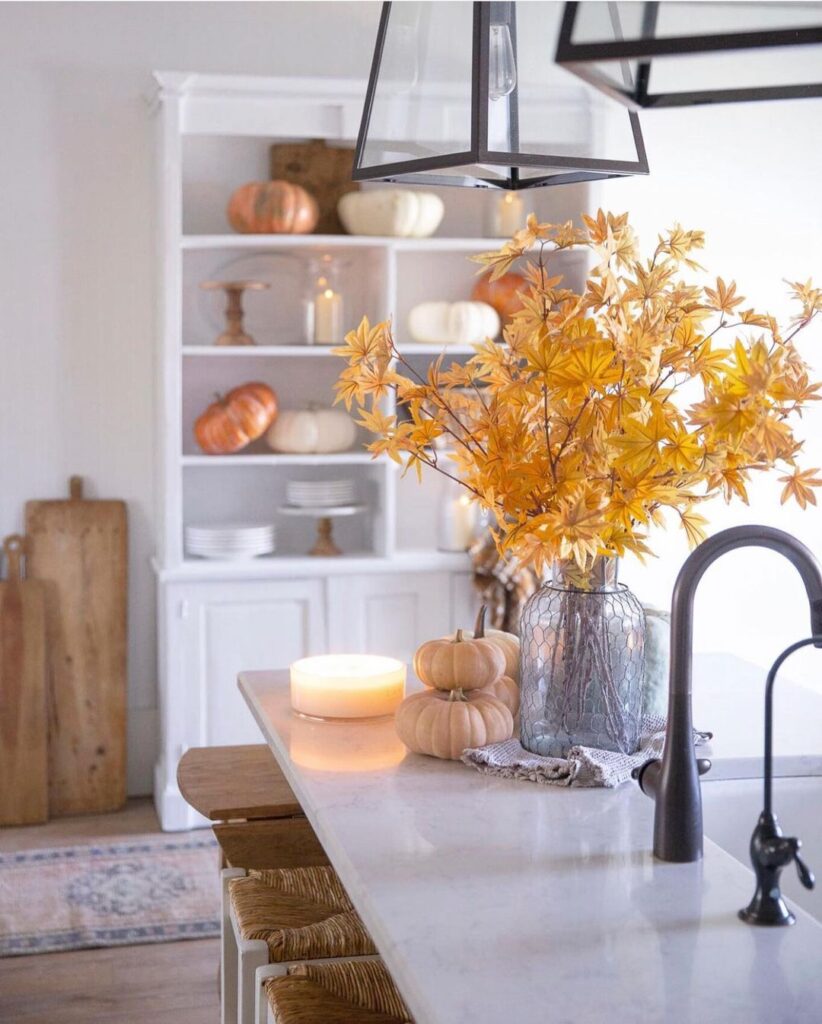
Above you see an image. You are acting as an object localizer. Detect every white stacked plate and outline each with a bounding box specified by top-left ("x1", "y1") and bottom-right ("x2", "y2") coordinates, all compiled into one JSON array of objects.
[
  {"x1": 185, "y1": 523, "x2": 276, "y2": 560},
  {"x1": 286, "y1": 479, "x2": 355, "y2": 508}
]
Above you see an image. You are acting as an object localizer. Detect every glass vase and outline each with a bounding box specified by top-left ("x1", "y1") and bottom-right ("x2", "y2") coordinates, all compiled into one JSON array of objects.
[{"x1": 519, "y1": 557, "x2": 645, "y2": 757}]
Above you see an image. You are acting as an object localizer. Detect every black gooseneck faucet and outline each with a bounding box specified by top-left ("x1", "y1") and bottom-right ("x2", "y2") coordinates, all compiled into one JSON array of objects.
[
  {"x1": 634, "y1": 525, "x2": 822, "y2": 863},
  {"x1": 738, "y1": 636, "x2": 817, "y2": 926}
]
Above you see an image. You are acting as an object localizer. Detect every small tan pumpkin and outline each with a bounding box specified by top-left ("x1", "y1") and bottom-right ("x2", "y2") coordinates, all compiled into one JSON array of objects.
[
  {"x1": 481, "y1": 674, "x2": 519, "y2": 716},
  {"x1": 395, "y1": 688, "x2": 513, "y2": 760},
  {"x1": 227, "y1": 181, "x2": 319, "y2": 235},
  {"x1": 414, "y1": 629, "x2": 505, "y2": 692},
  {"x1": 447, "y1": 607, "x2": 521, "y2": 682}
]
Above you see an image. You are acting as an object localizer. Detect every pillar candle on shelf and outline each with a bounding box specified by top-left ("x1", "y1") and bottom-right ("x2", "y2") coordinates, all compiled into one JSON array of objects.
[
  {"x1": 491, "y1": 192, "x2": 525, "y2": 237},
  {"x1": 438, "y1": 488, "x2": 477, "y2": 553},
  {"x1": 290, "y1": 654, "x2": 406, "y2": 719},
  {"x1": 313, "y1": 287, "x2": 342, "y2": 345}
]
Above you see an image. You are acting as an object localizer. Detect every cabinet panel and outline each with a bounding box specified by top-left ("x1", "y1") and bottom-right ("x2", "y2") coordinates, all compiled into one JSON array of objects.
[
  {"x1": 185, "y1": 579, "x2": 325, "y2": 747},
  {"x1": 327, "y1": 573, "x2": 451, "y2": 665},
  {"x1": 450, "y1": 572, "x2": 478, "y2": 632}
]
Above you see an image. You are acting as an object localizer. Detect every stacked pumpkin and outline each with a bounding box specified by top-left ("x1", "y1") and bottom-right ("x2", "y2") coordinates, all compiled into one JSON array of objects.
[{"x1": 395, "y1": 607, "x2": 520, "y2": 760}]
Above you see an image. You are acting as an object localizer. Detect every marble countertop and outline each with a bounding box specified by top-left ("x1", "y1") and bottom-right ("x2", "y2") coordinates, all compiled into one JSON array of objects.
[{"x1": 239, "y1": 655, "x2": 822, "y2": 1024}]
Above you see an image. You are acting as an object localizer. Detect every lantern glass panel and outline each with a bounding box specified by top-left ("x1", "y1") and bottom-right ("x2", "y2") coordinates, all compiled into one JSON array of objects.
[
  {"x1": 358, "y1": 1, "x2": 474, "y2": 173},
  {"x1": 506, "y1": 1, "x2": 646, "y2": 175},
  {"x1": 356, "y1": 1, "x2": 649, "y2": 188},
  {"x1": 563, "y1": 2, "x2": 822, "y2": 104}
]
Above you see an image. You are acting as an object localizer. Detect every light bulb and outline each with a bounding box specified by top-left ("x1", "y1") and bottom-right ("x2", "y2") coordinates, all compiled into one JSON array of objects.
[{"x1": 488, "y1": 23, "x2": 517, "y2": 102}]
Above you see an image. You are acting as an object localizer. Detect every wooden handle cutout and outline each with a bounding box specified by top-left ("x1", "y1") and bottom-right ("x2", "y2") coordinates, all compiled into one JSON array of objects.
[
  {"x1": 3, "y1": 534, "x2": 25, "y2": 581},
  {"x1": 69, "y1": 476, "x2": 83, "y2": 500}
]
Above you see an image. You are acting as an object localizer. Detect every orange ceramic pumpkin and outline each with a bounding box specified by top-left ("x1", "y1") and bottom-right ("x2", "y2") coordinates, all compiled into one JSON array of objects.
[
  {"x1": 194, "y1": 382, "x2": 278, "y2": 455},
  {"x1": 227, "y1": 181, "x2": 319, "y2": 235},
  {"x1": 471, "y1": 272, "x2": 526, "y2": 320}
]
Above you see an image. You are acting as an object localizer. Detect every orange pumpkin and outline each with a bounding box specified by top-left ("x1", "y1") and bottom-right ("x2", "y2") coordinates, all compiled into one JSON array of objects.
[
  {"x1": 194, "y1": 382, "x2": 278, "y2": 455},
  {"x1": 471, "y1": 272, "x2": 526, "y2": 320},
  {"x1": 227, "y1": 181, "x2": 319, "y2": 235}
]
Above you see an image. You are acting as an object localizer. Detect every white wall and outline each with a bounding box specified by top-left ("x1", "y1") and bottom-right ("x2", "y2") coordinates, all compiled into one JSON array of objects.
[
  {"x1": 599, "y1": 98, "x2": 822, "y2": 697},
  {"x1": 1, "y1": 3, "x2": 820, "y2": 795}
]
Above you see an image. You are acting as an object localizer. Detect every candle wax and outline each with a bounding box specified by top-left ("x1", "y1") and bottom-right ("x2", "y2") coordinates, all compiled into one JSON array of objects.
[
  {"x1": 314, "y1": 288, "x2": 342, "y2": 345},
  {"x1": 290, "y1": 654, "x2": 406, "y2": 719}
]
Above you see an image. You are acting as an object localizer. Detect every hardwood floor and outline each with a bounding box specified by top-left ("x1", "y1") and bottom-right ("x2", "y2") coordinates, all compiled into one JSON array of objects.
[{"x1": 0, "y1": 798, "x2": 220, "y2": 1023}]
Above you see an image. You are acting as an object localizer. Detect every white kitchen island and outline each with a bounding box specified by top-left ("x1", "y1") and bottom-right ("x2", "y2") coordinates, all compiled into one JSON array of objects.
[{"x1": 239, "y1": 655, "x2": 822, "y2": 1024}]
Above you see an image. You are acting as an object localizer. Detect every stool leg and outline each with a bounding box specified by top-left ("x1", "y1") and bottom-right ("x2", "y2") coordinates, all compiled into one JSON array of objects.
[
  {"x1": 255, "y1": 963, "x2": 287, "y2": 1024},
  {"x1": 238, "y1": 936, "x2": 269, "y2": 1024},
  {"x1": 221, "y1": 869, "x2": 245, "y2": 1024}
]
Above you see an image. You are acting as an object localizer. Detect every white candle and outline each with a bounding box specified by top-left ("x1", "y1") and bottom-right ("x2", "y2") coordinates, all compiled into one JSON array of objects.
[
  {"x1": 492, "y1": 193, "x2": 525, "y2": 237},
  {"x1": 290, "y1": 654, "x2": 406, "y2": 719},
  {"x1": 438, "y1": 492, "x2": 477, "y2": 552},
  {"x1": 313, "y1": 287, "x2": 342, "y2": 345}
]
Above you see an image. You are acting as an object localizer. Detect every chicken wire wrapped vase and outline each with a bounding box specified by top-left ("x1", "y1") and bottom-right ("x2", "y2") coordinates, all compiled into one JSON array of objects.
[{"x1": 520, "y1": 558, "x2": 645, "y2": 757}]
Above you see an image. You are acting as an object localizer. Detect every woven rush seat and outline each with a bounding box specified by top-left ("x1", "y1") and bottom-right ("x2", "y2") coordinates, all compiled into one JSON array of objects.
[
  {"x1": 228, "y1": 865, "x2": 376, "y2": 963},
  {"x1": 265, "y1": 960, "x2": 414, "y2": 1024}
]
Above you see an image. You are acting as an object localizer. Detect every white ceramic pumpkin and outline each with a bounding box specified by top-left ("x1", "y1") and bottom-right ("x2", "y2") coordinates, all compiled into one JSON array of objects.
[
  {"x1": 265, "y1": 406, "x2": 357, "y2": 454},
  {"x1": 337, "y1": 189, "x2": 444, "y2": 238},
  {"x1": 395, "y1": 688, "x2": 514, "y2": 760},
  {"x1": 408, "y1": 301, "x2": 501, "y2": 345}
]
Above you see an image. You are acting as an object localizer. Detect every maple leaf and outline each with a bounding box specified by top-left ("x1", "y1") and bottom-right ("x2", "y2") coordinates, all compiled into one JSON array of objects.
[
  {"x1": 657, "y1": 224, "x2": 705, "y2": 268},
  {"x1": 470, "y1": 242, "x2": 526, "y2": 281},
  {"x1": 331, "y1": 316, "x2": 390, "y2": 363},
  {"x1": 704, "y1": 277, "x2": 745, "y2": 315},
  {"x1": 751, "y1": 415, "x2": 793, "y2": 461},
  {"x1": 549, "y1": 341, "x2": 621, "y2": 396},
  {"x1": 355, "y1": 407, "x2": 396, "y2": 437},
  {"x1": 779, "y1": 467, "x2": 822, "y2": 509},
  {"x1": 610, "y1": 413, "x2": 671, "y2": 474},
  {"x1": 663, "y1": 431, "x2": 703, "y2": 473},
  {"x1": 739, "y1": 309, "x2": 772, "y2": 327},
  {"x1": 679, "y1": 507, "x2": 709, "y2": 548}
]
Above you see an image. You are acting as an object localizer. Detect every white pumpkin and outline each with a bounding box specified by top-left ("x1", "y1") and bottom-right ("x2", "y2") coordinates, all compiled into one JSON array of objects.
[
  {"x1": 337, "y1": 189, "x2": 444, "y2": 238},
  {"x1": 266, "y1": 406, "x2": 357, "y2": 454},
  {"x1": 408, "y1": 301, "x2": 500, "y2": 345}
]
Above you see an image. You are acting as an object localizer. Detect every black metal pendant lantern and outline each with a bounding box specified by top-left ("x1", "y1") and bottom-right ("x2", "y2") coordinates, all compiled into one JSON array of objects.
[
  {"x1": 353, "y1": 1, "x2": 648, "y2": 190},
  {"x1": 555, "y1": 1, "x2": 822, "y2": 109}
]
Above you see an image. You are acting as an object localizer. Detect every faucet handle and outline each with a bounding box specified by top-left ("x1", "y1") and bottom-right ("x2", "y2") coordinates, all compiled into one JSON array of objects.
[{"x1": 789, "y1": 839, "x2": 815, "y2": 890}]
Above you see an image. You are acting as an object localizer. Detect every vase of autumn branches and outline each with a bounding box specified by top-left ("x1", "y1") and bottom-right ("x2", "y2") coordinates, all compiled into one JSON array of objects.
[{"x1": 334, "y1": 210, "x2": 822, "y2": 756}]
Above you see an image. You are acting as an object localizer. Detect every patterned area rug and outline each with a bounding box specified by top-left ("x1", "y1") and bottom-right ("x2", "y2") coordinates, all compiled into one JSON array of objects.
[{"x1": 0, "y1": 832, "x2": 220, "y2": 956}]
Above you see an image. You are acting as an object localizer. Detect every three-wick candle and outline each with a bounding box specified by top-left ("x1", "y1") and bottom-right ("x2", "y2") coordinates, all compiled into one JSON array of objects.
[{"x1": 290, "y1": 654, "x2": 406, "y2": 719}]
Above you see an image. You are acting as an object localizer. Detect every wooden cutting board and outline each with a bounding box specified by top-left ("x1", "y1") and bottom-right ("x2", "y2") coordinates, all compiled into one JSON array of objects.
[
  {"x1": 26, "y1": 477, "x2": 128, "y2": 817},
  {"x1": 0, "y1": 535, "x2": 48, "y2": 825}
]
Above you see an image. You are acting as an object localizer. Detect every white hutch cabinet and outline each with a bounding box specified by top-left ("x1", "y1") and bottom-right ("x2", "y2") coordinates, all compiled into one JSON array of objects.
[{"x1": 149, "y1": 72, "x2": 592, "y2": 829}]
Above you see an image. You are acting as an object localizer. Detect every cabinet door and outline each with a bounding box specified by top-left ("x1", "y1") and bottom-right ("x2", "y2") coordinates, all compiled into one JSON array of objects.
[
  {"x1": 327, "y1": 573, "x2": 451, "y2": 665},
  {"x1": 182, "y1": 579, "x2": 325, "y2": 747},
  {"x1": 451, "y1": 572, "x2": 478, "y2": 632}
]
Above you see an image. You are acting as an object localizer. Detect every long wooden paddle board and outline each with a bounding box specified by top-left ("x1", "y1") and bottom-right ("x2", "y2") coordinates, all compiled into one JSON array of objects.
[
  {"x1": 0, "y1": 534, "x2": 48, "y2": 825},
  {"x1": 25, "y1": 477, "x2": 128, "y2": 816}
]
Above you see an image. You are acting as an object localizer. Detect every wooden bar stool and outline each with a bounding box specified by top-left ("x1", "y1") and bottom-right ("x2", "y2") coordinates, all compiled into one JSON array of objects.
[
  {"x1": 264, "y1": 959, "x2": 413, "y2": 1024},
  {"x1": 177, "y1": 745, "x2": 332, "y2": 1024},
  {"x1": 226, "y1": 865, "x2": 379, "y2": 1024}
]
